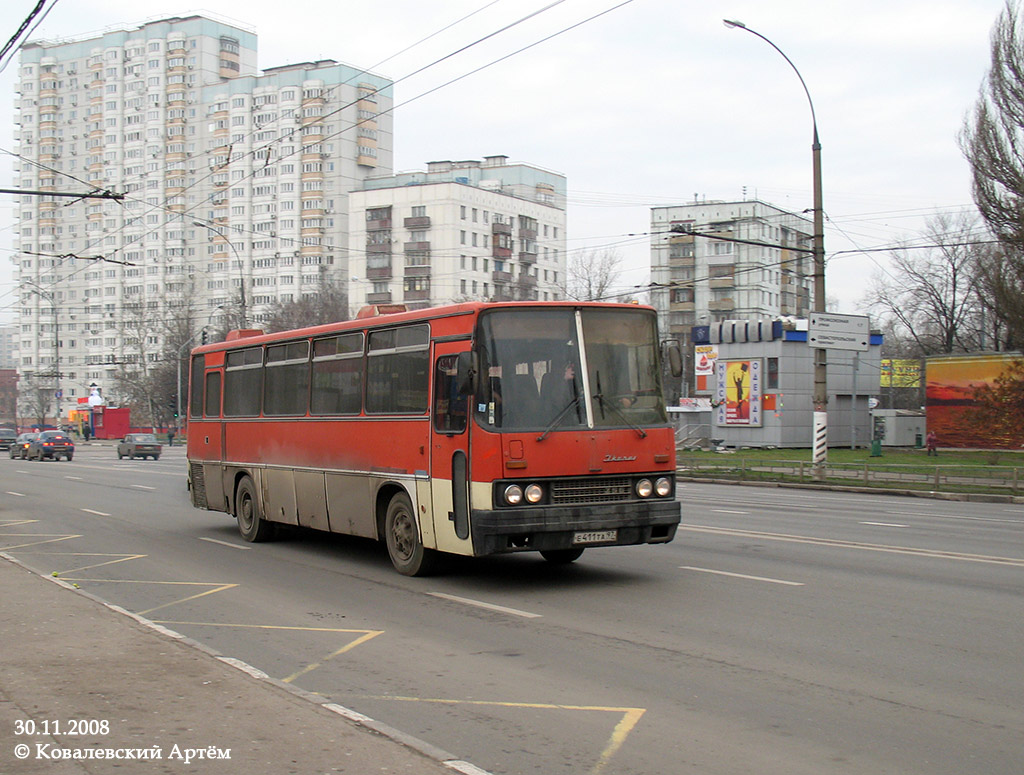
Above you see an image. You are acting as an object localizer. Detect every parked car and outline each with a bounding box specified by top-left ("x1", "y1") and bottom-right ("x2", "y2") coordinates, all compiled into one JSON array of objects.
[
  {"x1": 9, "y1": 432, "x2": 38, "y2": 459},
  {"x1": 26, "y1": 431, "x2": 75, "y2": 461},
  {"x1": 0, "y1": 428, "x2": 17, "y2": 450},
  {"x1": 117, "y1": 433, "x2": 162, "y2": 460}
]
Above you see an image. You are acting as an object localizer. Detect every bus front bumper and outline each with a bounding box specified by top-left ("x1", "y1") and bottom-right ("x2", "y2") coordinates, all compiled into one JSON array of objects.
[{"x1": 470, "y1": 500, "x2": 680, "y2": 555}]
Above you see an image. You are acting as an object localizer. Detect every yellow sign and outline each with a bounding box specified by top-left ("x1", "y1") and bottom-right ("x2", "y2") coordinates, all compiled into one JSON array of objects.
[{"x1": 881, "y1": 359, "x2": 920, "y2": 388}]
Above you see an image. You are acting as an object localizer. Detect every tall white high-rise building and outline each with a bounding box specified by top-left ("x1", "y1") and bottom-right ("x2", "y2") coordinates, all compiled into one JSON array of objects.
[
  {"x1": 12, "y1": 14, "x2": 393, "y2": 411},
  {"x1": 650, "y1": 199, "x2": 814, "y2": 344},
  {"x1": 348, "y1": 156, "x2": 567, "y2": 310}
]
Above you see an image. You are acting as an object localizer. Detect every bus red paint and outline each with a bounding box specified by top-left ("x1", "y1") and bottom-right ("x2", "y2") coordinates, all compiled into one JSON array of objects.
[{"x1": 186, "y1": 301, "x2": 680, "y2": 575}]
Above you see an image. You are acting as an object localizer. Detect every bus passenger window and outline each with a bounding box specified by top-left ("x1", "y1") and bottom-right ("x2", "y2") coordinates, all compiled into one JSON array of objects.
[
  {"x1": 224, "y1": 347, "x2": 263, "y2": 416},
  {"x1": 264, "y1": 341, "x2": 310, "y2": 416},
  {"x1": 311, "y1": 333, "x2": 363, "y2": 414},
  {"x1": 204, "y1": 371, "x2": 221, "y2": 417},
  {"x1": 190, "y1": 355, "x2": 204, "y2": 418},
  {"x1": 366, "y1": 325, "x2": 429, "y2": 414}
]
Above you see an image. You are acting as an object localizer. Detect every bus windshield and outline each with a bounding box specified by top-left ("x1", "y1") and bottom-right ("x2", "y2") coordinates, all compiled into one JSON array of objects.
[{"x1": 475, "y1": 307, "x2": 668, "y2": 431}]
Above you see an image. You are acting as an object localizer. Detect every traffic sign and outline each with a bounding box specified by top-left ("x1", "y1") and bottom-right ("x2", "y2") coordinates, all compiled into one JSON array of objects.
[{"x1": 808, "y1": 312, "x2": 870, "y2": 351}]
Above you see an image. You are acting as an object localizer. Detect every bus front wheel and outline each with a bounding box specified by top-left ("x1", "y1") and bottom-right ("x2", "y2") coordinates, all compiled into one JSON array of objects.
[
  {"x1": 384, "y1": 492, "x2": 437, "y2": 576},
  {"x1": 236, "y1": 476, "x2": 275, "y2": 542}
]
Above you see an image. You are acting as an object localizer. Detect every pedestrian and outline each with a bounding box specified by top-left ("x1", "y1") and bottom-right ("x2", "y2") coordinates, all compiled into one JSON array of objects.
[
  {"x1": 167, "y1": 428, "x2": 175, "y2": 447},
  {"x1": 926, "y1": 430, "x2": 938, "y2": 456}
]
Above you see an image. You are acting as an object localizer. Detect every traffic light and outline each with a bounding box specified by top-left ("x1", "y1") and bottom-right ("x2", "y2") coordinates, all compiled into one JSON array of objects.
[
  {"x1": 169, "y1": 395, "x2": 178, "y2": 418},
  {"x1": 201, "y1": 328, "x2": 208, "y2": 345}
]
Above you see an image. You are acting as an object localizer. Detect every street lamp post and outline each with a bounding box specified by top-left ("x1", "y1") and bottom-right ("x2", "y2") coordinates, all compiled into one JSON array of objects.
[
  {"x1": 193, "y1": 220, "x2": 248, "y2": 329},
  {"x1": 724, "y1": 18, "x2": 828, "y2": 468}
]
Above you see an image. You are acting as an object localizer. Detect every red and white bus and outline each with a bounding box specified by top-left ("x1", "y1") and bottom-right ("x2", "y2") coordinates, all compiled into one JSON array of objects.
[{"x1": 186, "y1": 301, "x2": 680, "y2": 575}]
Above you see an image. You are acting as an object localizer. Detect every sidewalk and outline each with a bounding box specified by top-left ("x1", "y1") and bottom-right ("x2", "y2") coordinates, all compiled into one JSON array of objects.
[{"x1": 0, "y1": 555, "x2": 488, "y2": 775}]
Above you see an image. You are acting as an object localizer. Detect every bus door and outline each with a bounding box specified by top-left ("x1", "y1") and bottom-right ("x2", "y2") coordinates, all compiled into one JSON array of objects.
[{"x1": 429, "y1": 344, "x2": 472, "y2": 553}]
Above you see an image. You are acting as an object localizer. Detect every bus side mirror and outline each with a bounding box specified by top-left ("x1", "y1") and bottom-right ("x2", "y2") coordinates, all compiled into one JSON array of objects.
[
  {"x1": 667, "y1": 345, "x2": 683, "y2": 378},
  {"x1": 456, "y1": 351, "x2": 477, "y2": 395}
]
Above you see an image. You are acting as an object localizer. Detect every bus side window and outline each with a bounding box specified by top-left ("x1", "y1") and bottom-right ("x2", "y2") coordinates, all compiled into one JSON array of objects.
[
  {"x1": 204, "y1": 371, "x2": 221, "y2": 417},
  {"x1": 190, "y1": 355, "x2": 204, "y2": 418},
  {"x1": 433, "y1": 355, "x2": 467, "y2": 434},
  {"x1": 366, "y1": 325, "x2": 429, "y2": 414}
]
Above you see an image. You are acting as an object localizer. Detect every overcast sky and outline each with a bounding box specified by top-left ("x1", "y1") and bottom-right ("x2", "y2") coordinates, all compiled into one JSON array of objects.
[{"x1": 0, "y1": 0, "x2": 1009, "y2": 321}]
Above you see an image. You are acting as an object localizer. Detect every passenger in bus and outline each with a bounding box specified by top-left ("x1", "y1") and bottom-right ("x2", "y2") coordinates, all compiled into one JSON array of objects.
[{"x1": 540, "y1": 362, "x2": 581, "y2": 423}]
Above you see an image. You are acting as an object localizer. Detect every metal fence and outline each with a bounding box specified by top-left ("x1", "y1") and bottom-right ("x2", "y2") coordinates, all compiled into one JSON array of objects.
[{"x1": 676, "y1": 456, "x2": 1023, "y2": 496}]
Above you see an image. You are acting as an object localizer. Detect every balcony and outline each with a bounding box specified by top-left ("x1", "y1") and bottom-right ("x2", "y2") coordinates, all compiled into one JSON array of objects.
[
  {"x1": 404, "y1": 216, "x2": 431, "y2": 229},
  {"x1": 709, "y1": 277, "x2": 734, "y2": 289},
  {"x1": 492, "y1": 221, "x2": 512, "y2": 236},
  {"x1": 519, "y1": 251, "x2": 537, "y2": 264},
  {"x1": 367, "y1": 291, "x2": 392, "y2": 304},
  {"x1": 366, "y1": 218, "x2": 391, "y2": 231},
  {"x1": 404, "y1": 265, "x2": 430, "y2": 277},
  {"x1": 492, "y1": 270, "x2": 513, "y2": 284},
  {"x1": 492, "y1": 245, "x2": 512, "y2": 259},
  {"x1": 404, "y1": 241, "x2": 430, "y2": 253},
  {"x1": 403, "y1": 289, "x2": 430, "y2": 302},
  {"x1": 366, "y1": 243, "x2": 392, "y2": 254},
  {"x1": 708, "y1": 298, "x2": 735, "y2": 312}
]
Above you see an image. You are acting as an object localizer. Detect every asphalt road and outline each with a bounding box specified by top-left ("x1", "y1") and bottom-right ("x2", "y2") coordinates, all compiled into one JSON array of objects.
[{"x1": 2, "y1": 443, "x2": 1022, "y2": 775}]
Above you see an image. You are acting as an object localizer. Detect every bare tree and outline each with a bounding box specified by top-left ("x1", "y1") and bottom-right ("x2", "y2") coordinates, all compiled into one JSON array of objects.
[
  {"x1": 262, "y1": 277, "x2": 349, "y2": 333},
  {"x1": 960, "y1": 0, "x2": 1024, "y2": 346},
  {"x1": 863, "y1": 212, "x2": 992, "y2": 355},
  {"x1": 565, "y1": 248, "x2": 623, "y2": 301}
]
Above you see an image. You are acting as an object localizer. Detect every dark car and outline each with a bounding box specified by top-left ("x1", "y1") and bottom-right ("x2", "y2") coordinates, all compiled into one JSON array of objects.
[
  {"x1": 26, "y1": 431, "x2": 75, "y2": 461},
  {"x1": 0, "y1": 428, "x2": 17, "y2": 450},
  {"x1": 117, "y1": 433, "x2": 162, "y2": 460},
  {"x1": 9, "y1": 432, "x2": 38, "y2": 459}
]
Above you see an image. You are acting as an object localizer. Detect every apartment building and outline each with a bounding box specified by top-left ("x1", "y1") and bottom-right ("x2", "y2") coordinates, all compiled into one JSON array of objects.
[
  {"x1": 348, "y1": 156, "x2": 566, "y2": 310},
  {"x1": 12, "y1": 15, "x2": 392, "y2": 410},
  {"x1": 650, "y1": 199, "x2": 814, "y2": 344}
]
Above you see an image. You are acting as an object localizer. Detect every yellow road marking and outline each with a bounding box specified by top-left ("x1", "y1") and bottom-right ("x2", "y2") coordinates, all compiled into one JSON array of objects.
[
  {"x1": 0, "y1": 533, "x2": 82, "y2": 550},
  {"x1": 152, "y1": 621, "x2": 385, "y2": 685},
  {"x1": 61, "y1": 578, "x2": 239, "y2": 616},
  {"x1": 281, "y1": 630, "x2": 384, "y2": 683},
  {"x1": 366, "y1": 695, "x2": 645, "y2": 774}
]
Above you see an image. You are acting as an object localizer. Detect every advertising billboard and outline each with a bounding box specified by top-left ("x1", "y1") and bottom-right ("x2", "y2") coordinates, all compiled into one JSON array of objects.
[{"x1": 715, "y1": 358, "x2": 762, "y2": 427}]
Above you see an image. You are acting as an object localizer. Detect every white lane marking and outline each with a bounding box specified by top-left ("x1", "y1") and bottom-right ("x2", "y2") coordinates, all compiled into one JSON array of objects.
[
  {"x1": 81, "y1": 508, "x2": 111, "y2": 516},
  {"x1": 429, "y1": 592, "x2": 542, "y2": 619},
  {"x1": 890, "y1": 512, "x2": 1022, "y2": 525},
  {"x1": 64, "y1": 476, "x2": 84, "y2": 481},
  {"x1": 678, "y1": 524, "x2": 1024, "y2": 567},
  {"x1": 713, "y1": 509, "x2": 749, "y2": 515},
  {"x1": 6, "y1": 491, "x2": 25, "y2": 497},
  {"x1": 681, "y1": 566, "x2": 804, "y2": 586},
  {"x1": 860, "y1": 521, "x2": 909, "y2": 528},
  {"x1": 198, "y1": 536, "x2": 250, "y2": 550},
  {"x1": 131, "y1": 484, "x2": 157, "y2": 491}
]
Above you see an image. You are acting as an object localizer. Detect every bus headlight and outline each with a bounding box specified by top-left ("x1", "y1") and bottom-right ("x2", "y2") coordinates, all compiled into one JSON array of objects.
[
  {"x1": 525, "y1": 484, "x2": 544, "y2": 504},
  {"x1": 504, "y1": 485, "x2": 524, "y2": 505},
  {"x1": 655, "y1": 477, "x2": 673, "y2": 497},
  {"x1": 636, "y1": 479, "x2": 653, "y2": 498}
]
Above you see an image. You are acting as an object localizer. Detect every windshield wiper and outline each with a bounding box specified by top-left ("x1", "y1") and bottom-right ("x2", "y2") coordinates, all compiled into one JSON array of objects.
[
  {"x1": 536, "y1": 395, "x2": 581, "y2": 442},
  {"x1": 594, "y1": 393, "x2": 647, "y2": 438}
]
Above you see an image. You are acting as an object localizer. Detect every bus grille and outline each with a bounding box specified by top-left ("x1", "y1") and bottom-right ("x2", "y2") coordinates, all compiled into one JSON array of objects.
[{"x1": 550, "y1": 477, "x2": 632, "y2": 504}]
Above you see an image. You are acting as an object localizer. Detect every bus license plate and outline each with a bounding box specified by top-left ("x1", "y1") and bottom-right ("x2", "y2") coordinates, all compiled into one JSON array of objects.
[{"x1": 572, "y1": 529, "x2": 617, "y2": 545}]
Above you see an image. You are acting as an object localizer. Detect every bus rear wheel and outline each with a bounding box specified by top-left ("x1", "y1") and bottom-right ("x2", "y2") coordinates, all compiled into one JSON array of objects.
[
  {"x1": 384, "y1": 492, "x2": 437, "y2": 576},
  {"x1": 236, "y1": 476, "x2": 275, "y2": 542},
  {"x1": 540, "y1": 547, "x2": 585, "y2": 564}
]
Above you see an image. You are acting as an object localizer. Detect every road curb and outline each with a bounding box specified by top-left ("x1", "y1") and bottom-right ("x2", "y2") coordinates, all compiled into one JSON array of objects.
[
  {"x1": 0, "y1": 551, "x2": 494, "y2": 775},
  {"x1": 676, "y1": 475, "x2": 1024, "y2": 503}
]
